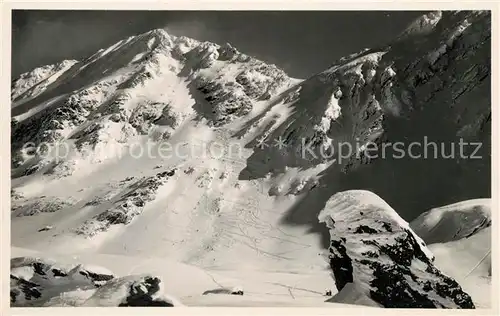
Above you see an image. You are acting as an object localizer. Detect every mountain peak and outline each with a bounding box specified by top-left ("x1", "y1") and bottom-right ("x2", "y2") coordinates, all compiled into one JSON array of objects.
[{"x1": 10, "y1": 11, "x2": 491, "y2": 308}]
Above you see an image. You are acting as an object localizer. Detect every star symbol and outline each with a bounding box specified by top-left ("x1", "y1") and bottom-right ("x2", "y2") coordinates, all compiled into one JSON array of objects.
[
  {"x1": 274, "y1": 136, "x2": 287, "y2": 150},
  {"x1": 256, "y1": 136, "x2": 268, "y2": 149}
]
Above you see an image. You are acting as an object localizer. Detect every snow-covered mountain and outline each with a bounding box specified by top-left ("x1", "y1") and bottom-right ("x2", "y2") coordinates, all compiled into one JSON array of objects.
[
  {"x1": 319, "y1": 190, "x2": 478, "y2": 308},
  {"x1": 10, "y1": 10, "x2": 491, "y2": 308}
]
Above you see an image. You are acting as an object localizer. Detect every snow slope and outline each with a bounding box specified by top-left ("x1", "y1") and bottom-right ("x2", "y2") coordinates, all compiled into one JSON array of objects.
[
  {"x1": 410, "y1": 199, "x2": 492, "y2": 308},
  {"x1": 10, "y1": 10, "x2": 491, "y2": 308},
  {"x1": 410, "y1": 198, "x2": 491, "y2": 244},
  {"x1": 10, "y1": 247, "x2": 350, "y2": 307},
  {"x1": 11, "y1": 59, "x2": 78, "y2": 103}
]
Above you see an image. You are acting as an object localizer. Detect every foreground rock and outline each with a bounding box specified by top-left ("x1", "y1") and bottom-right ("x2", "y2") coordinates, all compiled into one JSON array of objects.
[
  {"x1": 10, "y1": 257, "x2": 114, "y2": 307},
  {"x1": 82, "y1": 274, "x2": 183, "y2": 307},
  {"x1": 10, "y1": 256, "x2": 181, "y2": 307},
  {"x1": 318, "y1": 190, "x2": 475, "y2": 308}
]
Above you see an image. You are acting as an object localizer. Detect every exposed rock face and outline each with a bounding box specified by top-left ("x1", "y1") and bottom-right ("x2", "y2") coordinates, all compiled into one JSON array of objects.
[
  {"x1": 336, "y1": 11, "x2": 491, "y2": 218},
  {"x1": 12, "y1": 196, "x2": 76, "y2": 217},
  {"x1": 11, "y1": 59, "x2": 78, "y2": 101},
  {"x1": 218, "y1": 42, "x2": 239, "y2": 61},
  {"x1": 12, "y1": 75, "x2": 122, "y2": 153},
  {"x1": 318, "y1": 190, "x2": 475, "y2": 308},
  {"x1": 11, "y1": 275, "x2": 42, "y2": 305},
  {"x1": 10, "y1": 257, "x2": 115, "y2": 307},
  {"x1": 10, "y1": 12, "x2": 491, "y2": 307},
  {"x1": 192, "y1": 56, "x2": 291, "y2": 126},
  {"x1": 194, "y1": 77, "x2": 254, "y2": 125},
  {"x1": 82, "y1": 274, "x2": 182, "y2": 307},
  {"x1": 241, "y1": 11, "x2": 491, "y2": 215},
  {"x1": 10, "y1": 256, "x2": 181, "y2": 307},
  {"x1": 11, "y1": 28, "x2": 294, "y2": 179},
  {"x1": 75, "y1": 169, "x2": 176, "y2": 237}
]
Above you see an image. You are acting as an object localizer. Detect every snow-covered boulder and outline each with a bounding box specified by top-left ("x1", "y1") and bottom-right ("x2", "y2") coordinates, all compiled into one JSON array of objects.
[
  {"x1": 82, "y1": 274, "x2": 182, "y2": 307},
  {"x1": 318, "y1": 190, "x2": 475, "y2": 308},
  {"x1": 10, "y1": 256, "x2": 182, "y2": 307},
  {"x1": 202, "y1": 286, "x2": 244, "y2": 296},
  {"x1": 10, "y1": 257, "x2": 115, "y2": 307}
]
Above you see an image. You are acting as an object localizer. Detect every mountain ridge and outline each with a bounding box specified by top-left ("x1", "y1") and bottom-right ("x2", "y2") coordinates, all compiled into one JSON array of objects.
[{"x1": 10, "y1": 10, "x2": 491, "y2": 308}]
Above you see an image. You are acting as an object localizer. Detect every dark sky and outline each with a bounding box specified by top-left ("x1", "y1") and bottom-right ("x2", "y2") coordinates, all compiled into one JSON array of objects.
[{"x1": 12, "y1": 10, "x2": 427, "y2": 79}]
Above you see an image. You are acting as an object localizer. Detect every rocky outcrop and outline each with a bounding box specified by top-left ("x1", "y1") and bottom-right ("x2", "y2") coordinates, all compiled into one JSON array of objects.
[
  {"x1": 12, "y1": 196, "x2": 76, "y2": 217},
  {"x1": 194, "y1": 78, "x2": 254, "y2": 125},
  {"x1": 318, "y1": 190, "x2": 475, "y2": 308},
  {"x1": 10, "y1": 14, "x2": 491, "y2": 308},
  {"x1": 11, "y1": 28, "x2": 294, "y2": 178},
  {"x1": 241, "y1": 11, "x2": 490, "y2": 192},
  {"x1": 239, "y1": 50, "x2": 387, "y2": 178},
  {"x1": 10, "y1": 256, "x2": 181, "y2": 307},
  {"x1": 75, "y1": 169, "x2": 176, "y2": 237},
  {"x1": 12, "y1": 59, "x2": 78, "y2": 102},
  {"x1": 217, "y1": 42, "x2": 240, "y2": 61},
  {"x1": 192, "y1": 56, "x2": 292, "y2": 126},
  {"x1": 10, "y1": 257, "x2": 115, "y2": 307},
  {"x1": 83, "y1": 274, "x2": 182, "y2": 307}
]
